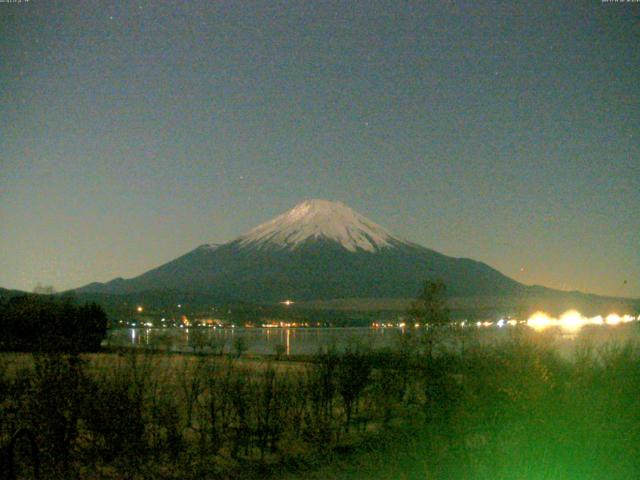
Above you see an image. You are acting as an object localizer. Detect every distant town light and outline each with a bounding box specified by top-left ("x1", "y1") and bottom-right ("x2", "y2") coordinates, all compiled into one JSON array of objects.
[
  {"x1": 281, "y1": 299, "x2": 294, "y2": 306},
  {"x1": 606, "y1": 313, "x2": 621, "y2": 326},
  {"x1": 524, "y1": 310, "x2": 636, "y2": 332},
  {"x1": 591, "y1": 315, "x2": 604, "y2": 325},
  {"x1": 527, "y1": 311, "x2": 553, "y2": 331},
  {"x1": 136, "y1": 306, "x2": 143, "y2": 313},
  {"x1": 558, "y1": 310, "x2": 583, "y2": 332}
]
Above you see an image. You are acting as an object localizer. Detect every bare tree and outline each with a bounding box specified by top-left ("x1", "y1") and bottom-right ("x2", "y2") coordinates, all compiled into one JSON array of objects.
[
  {"x1": 407, "y1": 279, "x2": 450, "y2": 358},
  {"x1": 336, "y1": 348, "x2": 371, "y2": 432}
]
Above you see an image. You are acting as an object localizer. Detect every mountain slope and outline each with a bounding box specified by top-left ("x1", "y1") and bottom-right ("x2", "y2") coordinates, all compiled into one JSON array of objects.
[{"x1": 76, "y1": 199, "x2": 526, "y2": 302}]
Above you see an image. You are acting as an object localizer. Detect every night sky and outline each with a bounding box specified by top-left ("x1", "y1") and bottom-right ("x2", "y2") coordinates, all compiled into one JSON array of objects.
[{"x1": 1, "y1": 1, "x2": 638, "y2": 298}]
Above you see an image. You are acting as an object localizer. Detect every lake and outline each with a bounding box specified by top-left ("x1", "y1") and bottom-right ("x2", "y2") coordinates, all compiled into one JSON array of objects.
[{"x1": 104, "y1": 321, "x2": 639, "y2": 358}]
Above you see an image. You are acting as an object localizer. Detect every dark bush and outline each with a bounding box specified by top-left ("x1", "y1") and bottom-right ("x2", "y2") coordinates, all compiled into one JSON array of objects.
[
  {"x1": 0, "y1": 296, "x2": 107, "y2": 353},
  {"x1": 81, "y1": 367, "x2": 147, "y2": 462}
]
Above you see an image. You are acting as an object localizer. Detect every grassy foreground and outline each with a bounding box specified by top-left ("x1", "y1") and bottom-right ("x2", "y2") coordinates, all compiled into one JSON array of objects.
[{"x1": 1, "y1": 328, "x2": 639, "y2": 479}]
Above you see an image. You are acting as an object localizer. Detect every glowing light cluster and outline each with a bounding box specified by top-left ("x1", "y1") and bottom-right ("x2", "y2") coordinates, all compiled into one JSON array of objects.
[
  {"x1": 527, "y1": 311, "x2": 554, "y2": 331},
  {"x1": 369, "y1": 313, "x2": 639, "y2": 331},
  {"x1": 526, "y1": 310, "x2": 636, "y2": 332}
]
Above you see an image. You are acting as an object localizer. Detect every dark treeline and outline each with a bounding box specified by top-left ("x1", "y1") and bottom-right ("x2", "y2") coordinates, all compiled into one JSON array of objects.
[
  {"x1": 0, "y1": 330, "x2": 639, "y2": 479},
  {"x1": 0, "y1": 295, "x2": 107, "y2": 352}
]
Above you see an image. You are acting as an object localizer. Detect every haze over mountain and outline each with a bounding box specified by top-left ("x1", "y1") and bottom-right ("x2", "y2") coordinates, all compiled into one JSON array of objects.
[{"x1": 75, "y1": 200, "x2": 567, "y2": 305}]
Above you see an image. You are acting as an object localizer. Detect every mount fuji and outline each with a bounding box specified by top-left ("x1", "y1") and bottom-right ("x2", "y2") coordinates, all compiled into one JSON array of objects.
[{"x1": 77, "y1": 199, "x2": 528, "y2": 303}]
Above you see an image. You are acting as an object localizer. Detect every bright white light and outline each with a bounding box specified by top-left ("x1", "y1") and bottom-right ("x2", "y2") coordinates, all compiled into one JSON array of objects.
[
  {"x1": 606, "y1": 314, "x2": 621, "y2": 326},
  {"x1": 497, "y1": 319, "x2": 505, "y2": 328},
  {"x1": 525, "y1": 310, "x2": 635, "y2": 332},
  {"x1": 527, "y1": 312, "x2": 553, "y2": 331},
  {"x1": 559, "y1": 310, "x2": 583, "y2": 332}
]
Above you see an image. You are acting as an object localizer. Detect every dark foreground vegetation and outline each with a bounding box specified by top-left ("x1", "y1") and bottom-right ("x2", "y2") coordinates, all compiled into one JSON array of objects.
[
  {"x1": 0, "y1": 295, "x2": 107, "y2": 352},
  {"x1": 0, "y1": 328, "x2": 639, "y2": 479}
]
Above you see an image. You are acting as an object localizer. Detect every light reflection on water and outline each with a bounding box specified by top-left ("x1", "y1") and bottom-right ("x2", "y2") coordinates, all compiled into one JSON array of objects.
[{"x1": 108, "y1": 322, "x2": 639, "y2": 358}]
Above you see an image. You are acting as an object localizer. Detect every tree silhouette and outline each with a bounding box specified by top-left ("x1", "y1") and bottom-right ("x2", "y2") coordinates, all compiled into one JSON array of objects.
[
  {"x1": 0, "y1": 296, "x2": 107, "y2": 352},
  {"x1": 407, "y1": 279, "x2": 450, "y2": 327},
  {"x1": 407, "y1": 279, "x2": 450, "y2": 358}
]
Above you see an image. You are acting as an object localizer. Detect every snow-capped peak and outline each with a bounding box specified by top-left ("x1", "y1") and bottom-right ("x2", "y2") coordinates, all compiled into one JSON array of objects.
[{"x1": 237, "y1": 199, "x2": 402, "y2": 252}]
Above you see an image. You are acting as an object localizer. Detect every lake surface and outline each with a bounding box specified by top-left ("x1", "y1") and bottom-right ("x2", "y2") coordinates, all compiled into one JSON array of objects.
[{"x1": 104, "y1": 322, "x2": 640, "y2": 358}]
